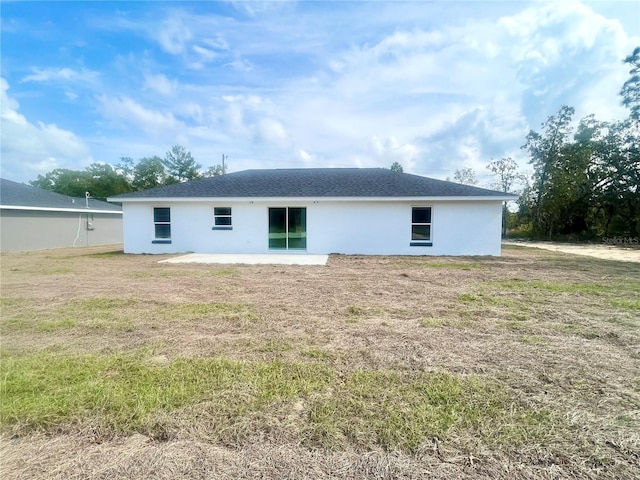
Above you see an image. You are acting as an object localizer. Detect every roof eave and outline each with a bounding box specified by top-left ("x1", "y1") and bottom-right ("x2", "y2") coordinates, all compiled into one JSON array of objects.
[{"x1": 0, "y1": 205, "x2": 123, "y2": 214}]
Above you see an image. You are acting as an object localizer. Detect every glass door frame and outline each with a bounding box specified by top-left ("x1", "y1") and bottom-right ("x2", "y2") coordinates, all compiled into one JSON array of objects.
[{"x1": 268, "y1": 207, "x2": 307, "y2": 251}]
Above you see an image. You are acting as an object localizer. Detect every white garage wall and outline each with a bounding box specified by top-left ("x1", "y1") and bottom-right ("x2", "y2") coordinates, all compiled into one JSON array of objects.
[{"x1": 122, "y1": 200, "x2": 503, "y2": 256}]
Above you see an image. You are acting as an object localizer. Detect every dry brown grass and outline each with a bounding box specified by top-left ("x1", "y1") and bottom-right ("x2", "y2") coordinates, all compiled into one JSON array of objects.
[{"x1": 1, "y1": 245, "x2": 639, "y2": 479}]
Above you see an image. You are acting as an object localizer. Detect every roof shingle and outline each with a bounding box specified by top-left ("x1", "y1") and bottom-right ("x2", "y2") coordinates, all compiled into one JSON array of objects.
[
  {"x1": 110, "y1": 168, "x2": 514, "y2": 199},
  {"x1": 1, "y1": 178, "x2": 122, "y2": 212}
]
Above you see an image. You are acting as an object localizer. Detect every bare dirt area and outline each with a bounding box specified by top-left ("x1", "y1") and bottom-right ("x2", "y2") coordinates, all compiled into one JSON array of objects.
[
  {"x1": 1, "y1": 245, "x2": 639, "y2": 479},
  {"x1": 504, "y1": 240, "x2": 640, "y2": 263}
]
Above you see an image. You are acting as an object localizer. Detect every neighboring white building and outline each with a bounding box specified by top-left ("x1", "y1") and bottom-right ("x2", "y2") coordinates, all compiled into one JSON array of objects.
[
  {"x1": 109, "y1": 168, "x2": 517, "y2": 256},
  {"x1": 1, "y1": 179, "x2": 123, "y2": 253}
]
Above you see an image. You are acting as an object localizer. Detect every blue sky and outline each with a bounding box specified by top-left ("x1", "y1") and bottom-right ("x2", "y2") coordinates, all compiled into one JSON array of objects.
[{"x1": 1, "y1": 1, "x2": 639, "y2": 185}]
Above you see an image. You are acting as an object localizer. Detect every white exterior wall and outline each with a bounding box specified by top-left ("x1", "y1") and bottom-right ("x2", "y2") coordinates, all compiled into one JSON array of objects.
[{"x1": 122, "y1": 200, "x2": 504, "y2": 256}]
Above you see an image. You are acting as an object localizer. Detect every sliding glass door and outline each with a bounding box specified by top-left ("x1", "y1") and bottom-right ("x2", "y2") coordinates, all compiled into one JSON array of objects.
[{"x1": 269, "y1": 207, "x2": 306, "y2": 250}]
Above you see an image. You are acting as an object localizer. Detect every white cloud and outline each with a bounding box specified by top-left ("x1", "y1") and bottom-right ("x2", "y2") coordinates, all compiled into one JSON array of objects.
[
  {"x1": 143, "y1": 73, "x2": 177, "y2": 96},
  {"x1": 21, "y1": 67, "x2": 99, "y2": 85},
  {"x1": 229, "y1": 0, "x2": 296, "y2": 17},
  {"x1": 138, "y1": 1, "x2": 637, "y2": 177},
  {"x1": 176, "y1": 102, "x2": 204, "y2": 122},
  {"x1": 203, "y1": 35, "x2": 229, "y2": 50},
  {"x1": 496, "y1": 0, "x2": 633, "y2": 122},
  {"x1": 224, "y1": 58, "x2": 253, "y2": 72},
  {"x1": 254, "y1": 118, "x2": 289, "y2": 146},
  {"x1": 296, "y1": 148, "x2": 317, "y2": 165},
  {"x1": 3, "y1": 0, "x2": 637, "y2": 183},
  {"x1": 366, "y1": 136, "x2": 420, "y2": 171},
  {"x1": 97, "y1": 95, "x2": 182, "y2": 136},
  {"x1": 192, "y1": 45, "x2": 218, "y2": 62},
  {"x1": 145, "y1": 12, "x2": 231, "y2": 70},
  {"x1": 0, "y1": 78, "x2": 91, "y2": 182},
  {"x1": 267, "y1": 0, "x2": 635, "y2": 178},
  {"x1": 156, "y1": 15, "x2": 192, "y2": 54}
]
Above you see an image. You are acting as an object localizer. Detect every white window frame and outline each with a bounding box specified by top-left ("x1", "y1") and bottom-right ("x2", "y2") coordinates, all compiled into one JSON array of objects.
[
  {"x1": 410, "y1": 205, "x2": 432, "y2": 246},
  {"x1": 152, "y1": 206, "x2": 172, "y2": 243},
  {"x1": 212, "y1": 206, "x2": 232, "y2": 230}
]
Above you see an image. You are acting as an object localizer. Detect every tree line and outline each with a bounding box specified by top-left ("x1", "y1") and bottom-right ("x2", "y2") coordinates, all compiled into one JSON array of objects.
[
  {"x1": 29, "y1": 145, "x2": 226, "y2": 200},
  {"x1": 450, "y1": 47, "x2": 639, "y2": 239},
  {"x1": 517, "y1": 47, "x2": 639, "y2": 238}
]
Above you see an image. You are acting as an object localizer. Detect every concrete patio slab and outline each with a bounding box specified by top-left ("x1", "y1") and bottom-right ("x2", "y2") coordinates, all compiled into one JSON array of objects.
[{"x1": 159, "y1": 253, "x2": 329, "y2": 265}]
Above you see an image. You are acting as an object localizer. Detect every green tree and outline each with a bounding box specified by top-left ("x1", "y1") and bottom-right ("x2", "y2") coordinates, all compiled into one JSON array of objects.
[
  {"x1": 589, "y1": 120, "x2": 640, "y2": 236},
  {"x1": 203, "y1": 163, "x2": 227, "y2": 177},
  {"x1": 85, "y1": 163, "x2": 132, "y2": 200},
  {"x1": 163, "y1": 145, "x2": 201, "y2": 182},
  {"x1": 30, "y1": 168, "x2": 91, "y2": 197},
  {"x1": 486, "y1": 157, "x2": 526, "y2": 236},
  {"x1": 389, "y1": 162, "x2": 403, "y2": 173},
  {"x1": 521, "y1": 105, "x2": 575, "y2": 237},
  {"x1": 116, "y1": 157, "x2": 136, "y2": 182},
  {"x1": 132, "y1": 156, "x2": 174, "y2": 190},
  {"x1": 621, "y1": 46, "x2": 640, "y2": 123},
  {"x1": 29, "y1": 164, "x2": 131, "y2": 200},
  {"x1": 519, "y1": 106, "x2": 639, "y2": 238},
  {"x1": 451, "y1": 167, "x2": 478, "y2": 185}
]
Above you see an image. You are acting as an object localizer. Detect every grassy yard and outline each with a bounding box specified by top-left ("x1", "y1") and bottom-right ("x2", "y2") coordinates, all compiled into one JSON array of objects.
[{"x1": 0, "y1": 245, "x2": 639, "y2": 479}]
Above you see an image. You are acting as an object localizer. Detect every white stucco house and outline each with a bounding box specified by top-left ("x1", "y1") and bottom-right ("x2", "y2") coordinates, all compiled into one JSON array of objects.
[{"x1": 108, "y1": 168, "x2": 517, "y2": 256}]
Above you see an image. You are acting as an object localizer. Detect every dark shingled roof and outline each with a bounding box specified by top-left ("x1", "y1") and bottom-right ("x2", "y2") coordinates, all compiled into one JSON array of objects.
[
  {"x1": 111, "y1": 168, "x2": 513, "y2": 199},
  {"x1": 0, "y1": 178, "x2": 122, "y2": 212}
]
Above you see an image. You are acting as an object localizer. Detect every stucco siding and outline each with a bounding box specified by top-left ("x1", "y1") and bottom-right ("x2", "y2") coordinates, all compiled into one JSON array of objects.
[
  {"x1": 121, "y1": 200, "x2": 503, "y2": 256},
  {"x1": 1, "y1": 210, "x2": 123, "y2": 252},
  {"x1": 309, "y1": 201, "x2": 502, "y2": 255}
]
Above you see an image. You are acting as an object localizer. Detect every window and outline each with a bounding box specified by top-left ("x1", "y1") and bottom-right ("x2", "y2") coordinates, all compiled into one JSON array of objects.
[
  {"x1": 153, "y1": 207, "x2": 171, "y2": 243},
  {"x1": 411, "y1": 206, "x2": 432, "y2": 246},
  {"x1": 213, "y1": 207, "x2": 232, "y2": 230}
]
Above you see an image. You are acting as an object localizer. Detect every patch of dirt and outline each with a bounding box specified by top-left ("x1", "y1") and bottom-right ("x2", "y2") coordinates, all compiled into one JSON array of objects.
[{"x1": 504, "y1": 240, "x2": 640, "y2": 263}]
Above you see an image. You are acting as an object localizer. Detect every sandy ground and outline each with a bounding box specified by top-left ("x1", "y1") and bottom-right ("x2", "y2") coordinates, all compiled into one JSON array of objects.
[{"x1": 503, "y1": 240, "x2": 640, "y2": 263}]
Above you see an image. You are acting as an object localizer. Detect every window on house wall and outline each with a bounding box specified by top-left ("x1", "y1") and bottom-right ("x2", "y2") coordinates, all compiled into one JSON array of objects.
[
  {"x1": 153, "y1": 207, "x2": 171, "y2": 243},
  {"x1": 213, "y1": 207, "x2": 232, "y2": 230},
  {"x1": 411, "y1": 206, "x2": 432, "y2": 246}
]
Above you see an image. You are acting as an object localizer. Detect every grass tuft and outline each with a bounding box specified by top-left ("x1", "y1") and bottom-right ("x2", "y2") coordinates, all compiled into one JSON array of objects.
[
  {"x1": 518, "y1": 335, "x2": 548, "y2": 345},
  {"x1": 37, "y1": 318, "x2": 77, "y2": 332},
  {"x1": 346, "y1": 305, "x2": 363, "y2": 323},
  {"x1": 610, "y1": 298, "x2": 640, "y2": 311},
  {"x1": 302, "y1": 347, "x2": 333, "y2": 360},
  {"x1": 489, "y1": 279, "x2": 610, "y2": 295},
  {"x1": 171, "y1": 302, "x2": 258, "y2": 322}
]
